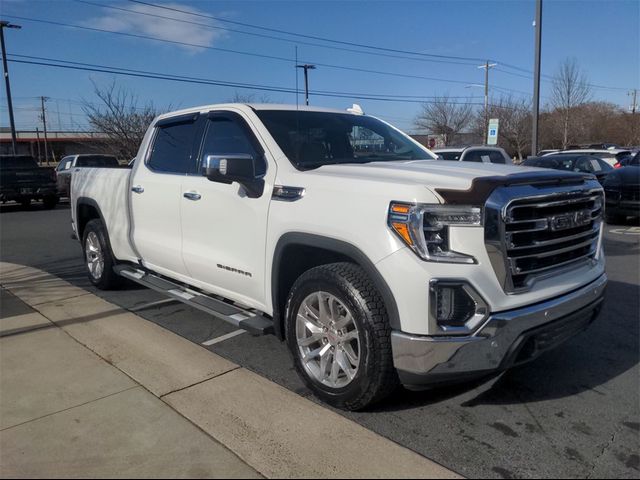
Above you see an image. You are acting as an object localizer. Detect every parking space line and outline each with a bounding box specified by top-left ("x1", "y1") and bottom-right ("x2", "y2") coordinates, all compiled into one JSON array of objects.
[
  {"x1": 201, "y1": 329, "x2": 246, "y2": 346},
  {"x1": 130, "y1": 298, "x2": 180, "y2": 312}
]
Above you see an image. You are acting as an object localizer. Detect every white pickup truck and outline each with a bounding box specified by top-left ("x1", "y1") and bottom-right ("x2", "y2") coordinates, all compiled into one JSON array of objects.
[{"x1": 71, "y1": 103, "x2": 607, "y2": 410}]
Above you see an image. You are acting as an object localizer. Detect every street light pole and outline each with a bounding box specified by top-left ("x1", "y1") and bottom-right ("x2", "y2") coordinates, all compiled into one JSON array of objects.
[
  {"x1": 531, "y1": 0, "x2": 543, "y2": 156},
  {"x1": 296, "y1": 64, "x2": 316, "y2": 106},
  {"x1": 0, "y1": 20, "x2": 21, "y2": 156},
  {"x1": 478, "y1": 61, "x2": 497, "y2": 145}
]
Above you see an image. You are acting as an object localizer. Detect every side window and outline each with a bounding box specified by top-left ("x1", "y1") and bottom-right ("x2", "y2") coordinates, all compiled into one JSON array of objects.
[
  {"x1": 57, "y1": 157, "x2": 72, "y2": 171},
  {"x1": 148, "y1": 118, "x2": 199, "y2": 174},
  {"x1": 462, "y1": 151, "x2": 483, "y2": 162},
  {"x1": 200, "y1": 114, "x2": 265, "y2": 175},
  {"x1": 489, "y1": 151, "x2": 506, "y2": 164},
  {"x1": 575, "y1": 157, "x2": 594, "y2": 173}
]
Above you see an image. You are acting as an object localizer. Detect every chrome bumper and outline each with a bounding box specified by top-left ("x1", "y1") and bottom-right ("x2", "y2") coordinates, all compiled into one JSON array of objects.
[{"x1": 392, "y1": 274, "x2": 607, "y2": 389}]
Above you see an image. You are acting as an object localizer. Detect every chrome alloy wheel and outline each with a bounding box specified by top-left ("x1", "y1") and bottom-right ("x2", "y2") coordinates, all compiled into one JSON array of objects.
[
  {"x1": 296, "y1": 291, "x2": 361, "y2": 388},
  {"x1": 85, "y1": 231, "x2": 104, "y2": 280}
]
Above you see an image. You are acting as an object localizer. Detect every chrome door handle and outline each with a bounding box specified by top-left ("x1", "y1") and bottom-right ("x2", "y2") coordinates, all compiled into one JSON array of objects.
[
  {"x1": 131, "y1": 185, "x2": 144, "y2": 194},
  {"x1": 183, "y1": 192, "x2": 202, "y2": 201}
]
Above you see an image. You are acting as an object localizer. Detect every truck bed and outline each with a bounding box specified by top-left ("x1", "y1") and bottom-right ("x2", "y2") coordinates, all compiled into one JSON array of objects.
[{"x1": 71, "y1": 167, "x2": 138, "y2": 262}]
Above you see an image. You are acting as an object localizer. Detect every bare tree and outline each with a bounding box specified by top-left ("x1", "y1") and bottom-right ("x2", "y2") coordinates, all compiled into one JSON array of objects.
[
  {"x1": 83, "y1": 80, "x2": 164, "y2": 159},
  {"x1": 551, "y1": 58, "x2": 592, "y2": 149},
  {"x1": 228, "y1": 91, "x2": 274, "y2": 103},
  {"x1": 472, "y1": 95, "x2": 532, "y2": 160},
  {"x1": 414, "y1": 95, "x2": 474, "y2": 146}
]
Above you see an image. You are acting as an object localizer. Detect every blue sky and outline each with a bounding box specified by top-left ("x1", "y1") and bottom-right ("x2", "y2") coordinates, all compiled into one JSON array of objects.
[{"x1": 1, "y1": 0, "x2": 639, "y2": 133}]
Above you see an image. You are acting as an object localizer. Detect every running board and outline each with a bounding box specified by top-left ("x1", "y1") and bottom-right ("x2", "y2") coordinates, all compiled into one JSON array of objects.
[{"x1": 114, "y1": 265, "x2": 274, "y2": 335}]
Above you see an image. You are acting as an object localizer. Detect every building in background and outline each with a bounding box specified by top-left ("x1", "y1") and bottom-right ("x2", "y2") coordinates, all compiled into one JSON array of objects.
[{"x1": 0, "y1": 128, "x2": 110, "y2": 164}]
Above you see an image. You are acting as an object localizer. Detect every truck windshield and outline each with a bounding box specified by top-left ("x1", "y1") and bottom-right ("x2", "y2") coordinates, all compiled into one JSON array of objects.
[{"x1": 255, "y1": 110, "x2": 433, "y2": 170}]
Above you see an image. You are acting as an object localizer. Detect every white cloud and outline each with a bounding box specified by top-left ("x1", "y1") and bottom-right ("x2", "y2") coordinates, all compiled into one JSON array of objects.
[{"x1": 84, "y1": 3, "x2": 225, "y2": 54}]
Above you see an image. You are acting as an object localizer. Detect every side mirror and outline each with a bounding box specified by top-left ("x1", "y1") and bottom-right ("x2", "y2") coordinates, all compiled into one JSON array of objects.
[{"x1": 202, "y1": 154, "x2": 265, "y2": 198}]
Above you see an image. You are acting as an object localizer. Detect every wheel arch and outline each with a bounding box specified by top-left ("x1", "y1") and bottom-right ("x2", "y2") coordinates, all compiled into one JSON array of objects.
[
  {"x1": 271, "y1": 232, "x2": 400, "y2": 340},
  {"x1": 76, "y1": 197, "x2": 105, "y2": 240}
]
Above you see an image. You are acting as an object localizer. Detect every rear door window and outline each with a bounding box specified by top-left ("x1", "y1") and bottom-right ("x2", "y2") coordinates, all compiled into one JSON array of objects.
[
  {"x1": 489, "y1": 151, "x2": 507, "y2": 164},
  {"x1": 147, "y1": 114, "x2": 200, "y2": 174},
  {"x1": 462, "y1": 151, "x2": 484, "y2": 162}
]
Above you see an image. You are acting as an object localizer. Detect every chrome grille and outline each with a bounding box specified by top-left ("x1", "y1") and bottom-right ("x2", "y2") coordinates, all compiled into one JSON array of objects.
[{"x1": 485, "y1": 181, "x2": 604, "y2": 293}]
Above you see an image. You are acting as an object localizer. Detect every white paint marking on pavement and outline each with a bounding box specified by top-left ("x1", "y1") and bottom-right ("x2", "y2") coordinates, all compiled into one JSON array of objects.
[
  {"x1": 130, "y1": 298, "x2": 180, "y2": 312},
  {"x1": 202, "y1": 329, "x2": 246, "y2": 346},
  {"x1": 609, "y1": 227, "x2": 640, "y2": 235}
]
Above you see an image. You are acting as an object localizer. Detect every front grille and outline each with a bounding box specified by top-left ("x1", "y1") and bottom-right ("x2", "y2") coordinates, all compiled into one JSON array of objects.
[{"x1": 503, "y1": 190, "x2": 603, "y2": 290}]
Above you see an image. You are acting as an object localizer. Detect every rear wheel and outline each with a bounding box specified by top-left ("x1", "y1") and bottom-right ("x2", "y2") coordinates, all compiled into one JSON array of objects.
[
  {"x1": 83, "y1": 219, "x2": 123, "y2": 290},
  {"x1": 19, "y1": 198, "x2": 30, "y2": 209},
  {"x1": 285, "y1": 263, "x2": 398, "y2": 411}
]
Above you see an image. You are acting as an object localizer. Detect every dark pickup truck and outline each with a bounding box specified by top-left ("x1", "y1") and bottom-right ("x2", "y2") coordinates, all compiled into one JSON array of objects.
[{"x1": 0, "y1": 155, "x2": 59, "y2": 209}]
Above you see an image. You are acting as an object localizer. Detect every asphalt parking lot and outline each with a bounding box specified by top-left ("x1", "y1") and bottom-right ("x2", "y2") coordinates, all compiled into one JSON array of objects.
[{"x1": 1, "y1": 202, "x2": 638, "y2": 479}]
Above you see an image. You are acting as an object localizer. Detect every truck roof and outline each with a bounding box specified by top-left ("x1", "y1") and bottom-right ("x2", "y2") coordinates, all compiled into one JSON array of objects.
[{"x1": 154, "y1": 103, "x2": 362, "y2": 121}]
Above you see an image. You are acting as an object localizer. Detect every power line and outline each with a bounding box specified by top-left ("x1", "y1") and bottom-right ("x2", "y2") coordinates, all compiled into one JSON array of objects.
[
  {"x1": 8, "y1": 54, "x2": 486, "y2": 101},
  {"x1": 4, "y1": 14, "x2": 530, "y2": 94},
  {"x1": 73, "y1": 0, "x2": 479, "y2": 68},
  {"x1": 126, "y1": 0, "x2": 489, "y2": 64},
  {"x1": 8, "y1": 55, "x2": 502, "y2": 106},
  {"x1": 123, "y1": 0, "x2": 636, "y2": 92}
]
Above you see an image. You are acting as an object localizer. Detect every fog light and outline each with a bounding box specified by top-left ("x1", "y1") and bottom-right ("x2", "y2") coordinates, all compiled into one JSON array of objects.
[
  {"x1": 429, "y1": 280, "x2": 489, "y2": 334},
  {"x1": 435, "y1": 285, "x2": 476, "y2": 327}
]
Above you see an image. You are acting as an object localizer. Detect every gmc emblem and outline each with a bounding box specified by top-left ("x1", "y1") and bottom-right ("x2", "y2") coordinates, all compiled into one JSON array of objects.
[{"x1": 549, "y1": 209, "x2": 592, "y2": 231}]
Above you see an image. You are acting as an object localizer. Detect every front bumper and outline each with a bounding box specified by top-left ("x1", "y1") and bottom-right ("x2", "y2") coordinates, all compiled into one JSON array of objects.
[{"x1": 392, "y1": 274, "x2": 607, "y2": 389}]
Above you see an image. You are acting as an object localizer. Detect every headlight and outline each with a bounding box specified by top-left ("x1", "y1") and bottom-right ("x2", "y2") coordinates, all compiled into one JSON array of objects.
[{"x1": 388, "y1": 202, "x2": 482, "y2": 264}]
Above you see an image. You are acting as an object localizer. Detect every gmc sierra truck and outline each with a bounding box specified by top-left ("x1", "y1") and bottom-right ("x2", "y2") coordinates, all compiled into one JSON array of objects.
[{"x1": 71, "y1": 104, "x2": 607, "y2": 410}]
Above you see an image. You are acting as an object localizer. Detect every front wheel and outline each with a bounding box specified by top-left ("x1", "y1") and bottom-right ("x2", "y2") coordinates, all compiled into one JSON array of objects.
[
  {"x1": 285, "y1": 263, "x2": 398, "y2": 411},
  {"x1": 83, "y1": 219, "x2": 123, "y2": 290}
]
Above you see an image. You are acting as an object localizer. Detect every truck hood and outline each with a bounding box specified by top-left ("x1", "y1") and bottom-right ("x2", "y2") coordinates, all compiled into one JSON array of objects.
[{"x1": 306, "y1": 160, "x2": 543, "y2": 192}]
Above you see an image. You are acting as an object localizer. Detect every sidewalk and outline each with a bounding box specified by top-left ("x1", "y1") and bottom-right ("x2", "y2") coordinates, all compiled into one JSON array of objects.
[{"x1": 0, "y1": 262, "x2": 460, "y2": 479}]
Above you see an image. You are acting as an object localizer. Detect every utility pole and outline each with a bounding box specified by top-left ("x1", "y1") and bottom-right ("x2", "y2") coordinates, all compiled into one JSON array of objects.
[
  {"x1": 40, "y1": 96, "x2": 50, "y2": 164},
  {"x1": 0, "y1": 20, "x2": 21, "y2": 156},
  {"x1": 296, "y1": 64, "x2": 316, "y2": 106},
  {"x1": 531, "y1": 0, "x2": 543, "y2": 156},
  {"x1": 35, "y1": 127, "x2": 41, "y2": 163},
  {"x1": 629, "y1": 89, "x2": 638, "y2": 114},
  {"x1": 478, "y1": 61, "x2": 497, "y2": 145}
]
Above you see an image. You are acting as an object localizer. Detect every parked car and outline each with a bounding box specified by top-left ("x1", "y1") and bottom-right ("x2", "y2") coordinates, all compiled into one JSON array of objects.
[
  {"x1": 587, "y1": 143, "x2": 621, "y2": 150},
  {"x1": 56, "y1": 154, "x2": 120, "y2": 197},
  {"x1": 432, "y1": 146, "x2": 512, "y2": 164},
  {"x1": 70, "y1": 103, "x2": 606, "y2": 410},
  {"x1": 543, "y1": 149, "x2": 632, "y2": 168},
  {"x1": 536, "y1": 149, "x2": 560, "y2": 156},
  {"x1": 0, "y1": 155, "x2": 58, "y2": 208},
  {"x1": 603, "y1": 154, "x2": 640, "y2": 223},
  {"x1": 522, "y1": 154, "x2": 613, "y2": 184}
]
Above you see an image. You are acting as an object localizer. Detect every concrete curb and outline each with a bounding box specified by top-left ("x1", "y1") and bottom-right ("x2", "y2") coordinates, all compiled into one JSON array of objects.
[{"x1": 0, "y1": 262, "x2": 461, "y2": 479}]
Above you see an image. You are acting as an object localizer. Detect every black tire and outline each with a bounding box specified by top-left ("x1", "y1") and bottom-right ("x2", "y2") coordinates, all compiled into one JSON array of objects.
[
  {"x1": 19, "y1": 198, "x2": 31, "y2": 209},
  {"x1": 82, "y1": 219, "x2": 123, "y2": 290},
  {"x1": 42, "y1": 195, "x2": 58, "y2": 210},
  {"x1": 285, "y1": 262, "x2": 398, "y2": 411}
]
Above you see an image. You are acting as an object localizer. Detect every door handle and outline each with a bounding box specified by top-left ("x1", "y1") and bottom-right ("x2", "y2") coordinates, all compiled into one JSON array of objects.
[
  {"x1": 131, "y1": 185, "x2": 144, "y2": 194},
  {"x1": 183, "y1": 191, "x2": 202, "y2": 201}
]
